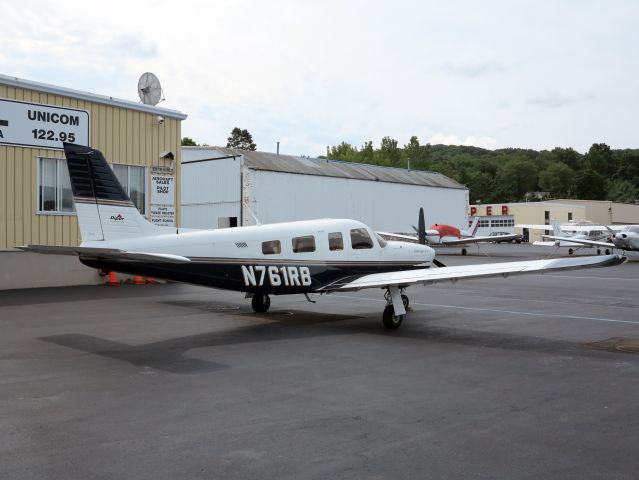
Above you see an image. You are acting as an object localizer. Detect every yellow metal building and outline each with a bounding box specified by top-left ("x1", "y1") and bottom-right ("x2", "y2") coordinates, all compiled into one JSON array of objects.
[{"x1": 0, "y1": 74, "x2": 187, "y2": 250}]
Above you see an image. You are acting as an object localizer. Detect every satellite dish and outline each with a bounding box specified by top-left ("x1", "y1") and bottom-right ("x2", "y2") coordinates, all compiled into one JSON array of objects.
[{"x1": 138, "y1": 72, "x2": 164, "y2": 106}]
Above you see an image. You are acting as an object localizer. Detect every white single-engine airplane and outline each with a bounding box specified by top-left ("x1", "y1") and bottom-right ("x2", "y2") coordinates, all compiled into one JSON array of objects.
[
  {"x1": 540, "y1": 223, "x2": 639, "y2": 254},
  {"x1": 19, "y1": 144, "x2": 627, "y2": 329},
  {"x1": 520, "y1": 220, "x2": 616, "y2": 255}
]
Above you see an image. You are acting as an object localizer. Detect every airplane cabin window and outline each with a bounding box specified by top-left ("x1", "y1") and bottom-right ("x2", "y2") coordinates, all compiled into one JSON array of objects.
[
  {"x1": 328, "y1": 232, "x2": 344, "y2": 251},
  {"x1": 262, "y1": 240, "x2": 282, "y2": 254},
  {"x1": 350, "y1": 228, "x2": 374, "y2": 249},
  {"x1": 292, "y1": 235, "x2": 316, "y2": 253}
]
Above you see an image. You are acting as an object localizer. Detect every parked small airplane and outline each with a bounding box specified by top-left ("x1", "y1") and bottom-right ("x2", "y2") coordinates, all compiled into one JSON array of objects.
[
  {"x1": 521, "y1": 220, "x2": 615, "y2": 255},
  {"x1": 18, "y1": 144, "x2": 627, "y2": 329},
  {"x1": 379, "y1": 208, "x2": 521, "y2": 255},
  {"x1": 541, "y1": 224, "x2": 639, "y2": 254}
]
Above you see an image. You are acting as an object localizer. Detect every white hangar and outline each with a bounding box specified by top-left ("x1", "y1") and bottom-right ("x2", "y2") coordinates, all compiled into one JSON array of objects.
[{"x1": 181, "y1": 147, "x2": 469, "y2": 233}]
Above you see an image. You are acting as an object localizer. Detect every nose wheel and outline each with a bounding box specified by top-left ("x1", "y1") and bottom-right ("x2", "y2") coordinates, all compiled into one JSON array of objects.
[
  {"x1": 251, "y1": 293, "x2": 271, "y2": 313},
  {"x1": 383, "y1": 305, "x2": 403, "y2": 329}
]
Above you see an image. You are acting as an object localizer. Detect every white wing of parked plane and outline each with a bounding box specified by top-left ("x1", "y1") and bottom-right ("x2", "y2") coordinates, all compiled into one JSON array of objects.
[
  {"x1": 319, "y1": 255, "x2": 625, "y2": 292},
  {"x1": 542, "y1": 236, "x2": 615, "y2": 249},
  {"x1": 17, "y1": 245, "x2": 191, "y2": 264},
  {"x1": 439, "y1": 233, "x2": 521, "y2": 245},
  {"x1": 377, "y1": 232, "x2": 521, "y2": 245}
]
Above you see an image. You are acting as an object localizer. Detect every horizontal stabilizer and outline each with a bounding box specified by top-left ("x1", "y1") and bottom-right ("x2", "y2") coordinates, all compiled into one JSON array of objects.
[{"x1": 17, "y1": 245, "x2": 191, "y2": 264}]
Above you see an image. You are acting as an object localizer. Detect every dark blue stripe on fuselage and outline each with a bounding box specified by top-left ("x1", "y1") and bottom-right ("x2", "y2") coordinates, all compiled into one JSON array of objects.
[{"x1": 79, "y1": 258, "x2": 427, "y2": 294}]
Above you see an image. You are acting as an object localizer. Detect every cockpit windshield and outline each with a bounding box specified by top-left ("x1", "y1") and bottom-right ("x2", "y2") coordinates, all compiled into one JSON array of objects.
[{"x1": 375, "y1": 232, "x2": 388, "y2": 248}]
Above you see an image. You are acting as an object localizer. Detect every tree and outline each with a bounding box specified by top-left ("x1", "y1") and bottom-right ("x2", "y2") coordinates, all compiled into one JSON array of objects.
[
  {"x1": 607, "y1": 179, "x2": 638, "y2": 203},
  {"x1": 380, "y1": 136, "x2": 401, "y2": 166},
  {"x1": 226, "y1": 127, "x2": 257, "y2": 150},
  {"x1": 498, "y1": 159, "x2": 538, "y2": 201},
  {"x1": 328, "y1": 142, "x2": 359, "y2": 162},
  {"x1": 584, "y1": 143, "x2": 612, "y2": 176},
  {"x1": 181, "y1": 137, "x2": 197, "y2": 146},
  {"x1": 572, "y1": 170, "x2": 607, "y2": 200},
  {"x1": 538, "y1": 162, "x2": 574, "y2": 197}
]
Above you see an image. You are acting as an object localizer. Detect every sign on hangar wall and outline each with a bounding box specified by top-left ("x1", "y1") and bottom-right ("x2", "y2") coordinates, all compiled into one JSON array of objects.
[{"x1": 0, "y1": 98, "x2": 90, "y2": 149}]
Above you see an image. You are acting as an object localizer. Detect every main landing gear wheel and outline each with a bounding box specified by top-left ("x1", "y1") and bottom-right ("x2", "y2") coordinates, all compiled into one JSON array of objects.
[
  {"x1": 605, "y1": 249, "x2": 611, "y2": 255},
  {"x1": 597, "y1": 249, "x2": 601, "y2": 255},
  {"x1": 383, "y1": 305, "x2": 403, "y2": 330},
  {"x1": 461, "y1": 248, "x2": 468, "y2": 256},
  {"x1": 568, "y1": 248, "x2": 574, "y2": 255},
  {"x1": 251, "y1": 294, "x2": 271, "y2": 313}
]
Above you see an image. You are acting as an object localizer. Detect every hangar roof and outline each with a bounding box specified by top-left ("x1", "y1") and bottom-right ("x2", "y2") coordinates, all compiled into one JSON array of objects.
[
  {"x1": 0, "y1": 74, "x2": 187, "y2": 120},
  {"x1": 183, "y1": 147, "x2": 466, "y2": 190}
]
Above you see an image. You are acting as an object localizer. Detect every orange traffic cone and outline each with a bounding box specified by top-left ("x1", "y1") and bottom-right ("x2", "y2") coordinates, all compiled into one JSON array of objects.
[
  {"x1": 106, "y1": 271, "x2": 119, "y2": 286},
  {"x1": 133, "y1": 275, "x2": 145, "y2": 285}
]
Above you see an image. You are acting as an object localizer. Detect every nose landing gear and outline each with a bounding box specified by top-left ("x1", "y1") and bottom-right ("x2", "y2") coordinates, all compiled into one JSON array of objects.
[{"x1": 382, "y1": 286, "x2": 409, "y2": 329}]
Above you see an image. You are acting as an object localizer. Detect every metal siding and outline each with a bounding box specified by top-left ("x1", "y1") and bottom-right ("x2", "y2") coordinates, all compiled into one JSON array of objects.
[
  {"x1": 250, "y1": 170, "x2": 467, "y2": 232},
  {"x1": 0, "y1": 84, "x2": 183, "y2": 248},
  {"x1": 181, "y1": 158, "x2": 241, "y2": 228}
]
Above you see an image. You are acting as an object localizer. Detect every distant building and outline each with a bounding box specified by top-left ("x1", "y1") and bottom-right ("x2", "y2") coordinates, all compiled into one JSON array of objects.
[
  {"x1": 181, "y1": 147, "x2": 469, "y2": 232},
  {"x1": 469, "y1": 199, "x2": 639, "y2": 242}
]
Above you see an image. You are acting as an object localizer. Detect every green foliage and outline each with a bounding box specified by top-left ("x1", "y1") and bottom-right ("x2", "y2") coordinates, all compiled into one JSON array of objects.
[
  {"x1": 325, "y1": 138, "x2": 638, "y2": 203},
  {"x1": 181, "y1": 137, "x2": 198, "y2": 146},
  {"x1": 498, "y1": 159, "x2": 538, "y2": 201},
  {"x1": 573, "y1": 170, "x2": 607, "y2": 200},
  {"x1": 607, "y1": 179, "x2": 639, "y2": 203},
  {"x1": 226, "y1": 127, "x2": 257, "y2": 151},
  {"x1": 538, "y1": 162, "x2": 574, "y2": 196}
]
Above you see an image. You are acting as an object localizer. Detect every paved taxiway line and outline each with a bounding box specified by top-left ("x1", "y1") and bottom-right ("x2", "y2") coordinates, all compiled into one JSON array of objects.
[{"x1": 331, "y1": 294, "x2": 639, "y2": 325}]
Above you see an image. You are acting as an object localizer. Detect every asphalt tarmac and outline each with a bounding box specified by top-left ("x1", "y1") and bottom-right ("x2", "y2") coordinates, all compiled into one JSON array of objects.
[{"x1": 1, "y1": 244, "x2": 638, "y2": 479}]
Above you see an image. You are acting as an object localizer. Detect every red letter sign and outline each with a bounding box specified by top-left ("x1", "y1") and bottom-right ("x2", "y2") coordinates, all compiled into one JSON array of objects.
[{"x1": 486, "y1": 206, "x2": 492, "y2": 216}]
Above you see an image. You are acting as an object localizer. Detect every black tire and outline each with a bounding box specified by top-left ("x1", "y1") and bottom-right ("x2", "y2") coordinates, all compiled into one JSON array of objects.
[
  {"x1": 401, "y1": 294, "x2": 409, "y2": 309},
  {"x1": 251, "y1": 294, "x2": 271, "y2": 313},
  {"x1": 568, "y1": 248, "x2": 574, "y2": 255},
  {"x1": 597, "y1": 249, "x2": 601, "y2": 255},
  {"x1": 461, "y1": 248, "x2": 467, "y2": 256},
  {"x1": 605, "y1": 249, "x2": 611, "y2": 255},
  {"x1": 383, "y1": 305, "x2": 403, "y2": 329}
]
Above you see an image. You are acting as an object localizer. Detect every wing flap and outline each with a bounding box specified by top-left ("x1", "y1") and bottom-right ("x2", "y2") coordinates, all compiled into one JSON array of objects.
[{"x1": 319, "y1": 255, "x2": 626, "y2": 292}]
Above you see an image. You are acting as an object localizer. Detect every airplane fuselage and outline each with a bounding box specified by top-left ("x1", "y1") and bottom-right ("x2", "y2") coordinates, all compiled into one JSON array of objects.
[{"x1": 80, "y1": 218, "x2": 434, "y2": 294}]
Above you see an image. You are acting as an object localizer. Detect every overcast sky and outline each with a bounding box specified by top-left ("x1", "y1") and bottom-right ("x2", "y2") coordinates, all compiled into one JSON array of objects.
[{"x1": 2, "y1": 0, "x2": 637, "y2": 156}]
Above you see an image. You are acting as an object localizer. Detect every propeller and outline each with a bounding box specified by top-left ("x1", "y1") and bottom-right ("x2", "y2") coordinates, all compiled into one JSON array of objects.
[
  {"x1": 417, "y1": 207, "x2": 446, "y2": 268},
  {"x1": 418, "y1": 207, "x2": 426, "y2": 245}
]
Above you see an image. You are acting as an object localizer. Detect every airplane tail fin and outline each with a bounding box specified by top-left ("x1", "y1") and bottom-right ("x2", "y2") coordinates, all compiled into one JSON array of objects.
[
  {"x1": 469, "y1": 216, "x2": 480, "y2": 236},
  {"x1": 63, "y1": 143, "x2": 164, "y2": 242}
]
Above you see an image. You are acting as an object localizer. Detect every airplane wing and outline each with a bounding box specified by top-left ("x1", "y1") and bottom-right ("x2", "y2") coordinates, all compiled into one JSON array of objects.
[
  {"x1": 542, "y1": 236, "x2": 615, "y2": 249},
  {"x1": 318, "y1": 255, "x2": 625, "y2": 292},
  {"x1": 440, "y1": 233, "x2": 521, "y2": 245},
  {"x1": 17, "y1": 245, "x2": 191, "y2": 264},
  {"x1": 377, "y1": 231, "x2": 419, "y2": 243}
]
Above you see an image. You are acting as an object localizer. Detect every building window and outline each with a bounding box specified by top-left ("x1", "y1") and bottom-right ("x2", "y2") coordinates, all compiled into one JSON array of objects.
[
  {"x1": 113, "y1": 164, "x2": 146, "y2": 214},
  {"x1": 544, "y1": 211, "x2": 550, "y2": 225},
  {"x1": 37, "y1": 157, "x2": 74, "y2": 214},
  {"x1": 568, "y1": 212, "x2": 573, "y2": 221}
]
